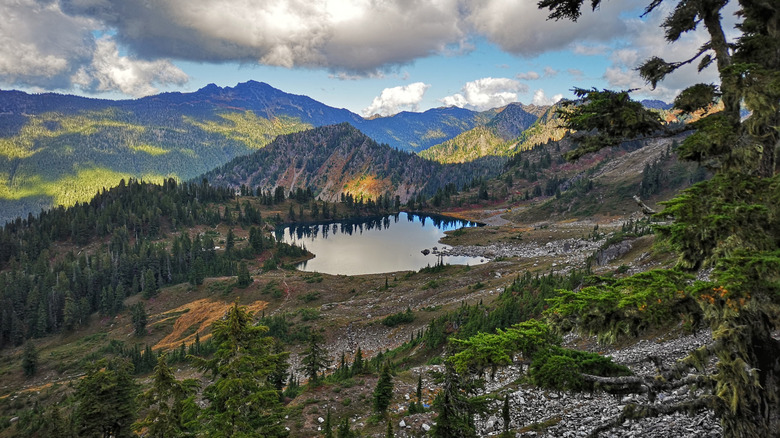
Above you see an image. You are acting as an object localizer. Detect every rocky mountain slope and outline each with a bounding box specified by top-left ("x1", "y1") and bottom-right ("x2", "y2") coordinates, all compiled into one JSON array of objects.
[
  {"x1": 201, "y1": 122, "x2": 505, "y2": 202},
  {"x1": 0, "y1": 81, "x2": 492, "y2": 223}
]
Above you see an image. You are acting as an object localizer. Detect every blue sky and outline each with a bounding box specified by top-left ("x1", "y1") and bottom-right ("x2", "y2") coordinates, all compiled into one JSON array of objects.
[{"x1": 1, "y1": 0, "x2": 731, "y2": 116}]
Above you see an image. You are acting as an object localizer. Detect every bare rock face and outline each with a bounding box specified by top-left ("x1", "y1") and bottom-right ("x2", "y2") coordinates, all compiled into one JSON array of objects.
[{"x1": 593, "y1": 239, "x2": 633, "y2": 266}]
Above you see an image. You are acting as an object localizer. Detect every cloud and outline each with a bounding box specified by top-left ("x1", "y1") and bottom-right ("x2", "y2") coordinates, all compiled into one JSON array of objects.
[
  {"x1": 602, "y1": 2, "x2": 741, "y2": 102},
  {"x1": 60, "y1": 0, "x2": 466, "y2": 74},
  {"x1": 532, "y1": 89, "x2": 563, "y2": 106},
  {"x1": 543, "y1": 66, "x2": 558, "y2": 78},
  {"x1": 362, "y1": 82, "x2": 430, "y2": 117},
  {"x1": 3, "y1": 0, "x2": 640, "y2": 86},
  {"x1": 573, "y1": 44, "x2": 610, "y2": 56},
  {"x1": 464, "y1": 0, "x2": 638, "y2": 57},
  {"x1": 516, "y1": 71, "x2": 540, "y2": 81},
  {"x1": 0, "y1": 0, "x2": 94, "y2": 89},
  {"x1": 73, "y1": 37, "x2": 189, "y2": 97},
  {"x1": 329, "y1": 71, "x2": 386, "y2": 81},
  {"x1": 441, "y1": 77, "x2": 527, "y2": 111},
  {"x1": 567, "y1": 68, "x2": 584, "y2": 78}
]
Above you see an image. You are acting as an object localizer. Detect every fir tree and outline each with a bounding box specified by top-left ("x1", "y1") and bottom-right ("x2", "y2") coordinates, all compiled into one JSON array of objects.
[
  {"x1": 131, "y1": 302, "x2": 147, "y2": 337},
  {"x1": 323, "y1": 408, "x2": 334, "y2": 438},
  {"x1": 236, "y1": 261, "x2": 252, "y2": 288},
  {"x1": 22, "y1": 341, "x2": 37, "y2": 377},
  {"x1": 192, "y1": 302, "x2": 289, "y2": 437},
  {"x1": 74, "y1": 358, "x2": 138, "y2": 438},
  {"x1": 300, "y1": 332, "x2": 331, "y2": 385},
  {"x1": 133, "y1": 354, "x2": 199, "y2": 438},
  {"x1": 373, "y1": 362, "x2": 394, "y2": 415}
]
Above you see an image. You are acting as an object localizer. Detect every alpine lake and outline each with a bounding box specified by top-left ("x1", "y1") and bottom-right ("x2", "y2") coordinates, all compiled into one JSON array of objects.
[{"x1": 276, "y1": 212, "x2": 486, "y2": 275}]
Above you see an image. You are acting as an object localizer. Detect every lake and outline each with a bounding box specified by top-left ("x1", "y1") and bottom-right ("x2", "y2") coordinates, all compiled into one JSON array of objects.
[{"x1": 276, "y1": 212, "x2": 486, "y2": 275}]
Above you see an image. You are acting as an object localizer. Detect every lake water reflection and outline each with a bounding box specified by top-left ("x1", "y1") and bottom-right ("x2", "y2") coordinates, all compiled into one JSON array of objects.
[{"x1": 276, "y1": 212, "x2": 485, "y2": 275}]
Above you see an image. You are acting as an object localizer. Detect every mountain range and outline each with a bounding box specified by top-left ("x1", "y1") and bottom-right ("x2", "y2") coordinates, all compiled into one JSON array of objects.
[
  {"x1": 0, "y1": 81, "x2": 674, "y2": 224},
  {"x1": 0, "y1": 81, "x2": 544, "y2": 223}
]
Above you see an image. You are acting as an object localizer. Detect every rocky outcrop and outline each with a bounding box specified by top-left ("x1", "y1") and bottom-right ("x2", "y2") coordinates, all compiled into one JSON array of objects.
[{"x1": 593, "y1": 239, "x2": 633, "y2": 266}]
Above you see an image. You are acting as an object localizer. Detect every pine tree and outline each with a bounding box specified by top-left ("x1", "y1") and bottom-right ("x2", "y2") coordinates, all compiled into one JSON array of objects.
[
  {"x1": 500, "y1": 393, "x2": 511, "y2": 438},
  {"x1": 131, "y1": 302, "x2": 147, "y2": 337},
  {"x1": 225, "y1": 228, "x2": 235, "y2": 255},
  {"x1": 189, "y1": 257, "x2": 205, "y2": 286},
  {"x1": 323, "y1": 408, "x2": 334, "y2": 438},
  {"x1": 192, "y1": 302, "x2": 289, "y2": 437},
  {"x1": 22, "y1": 341, "x2": 37, "y2": 377},
  {"x1": 133, "y1": 354, "x2": 199, "y2": 438},
  {"x1": 236, "y1": 261, "x2": 252, "y2": 288},
  {"x1": 337, "y1": 418, "x2": 355, "y2": 438},
  {"x1": 74, "y1": 359, "x2": 138, "y2": 438},
  {"x1": 373, "y1": 363, "x2": 394, "y2": 415},
  {"x1": 300, "y1": 332, "x2": 331, "y2": 385},
  {"x1": 142, "y1": 268, "x2": 158, "y2": 299},
  {"x1": 113, "y1": 284, "x2": 125, "y2": 314},
  {"x1": 351, "y1": 346, "x2": 364, "y2": 375},
  {"x1": 385, "y1": 420, "x2": 394, "y2": 438},
  {"x1": 537, "y1": 2, "x2": 780, "y2": 436},
  {"x1": 431, "y1": 363, "x2": 486, "y2": 438}
]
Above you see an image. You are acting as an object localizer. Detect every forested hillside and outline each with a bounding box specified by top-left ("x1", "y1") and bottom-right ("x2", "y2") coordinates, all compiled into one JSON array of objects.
[
  {"x1": 0, "y1": 178, "x2": 316, "y2": 347},
  {"x1": 0, "y1": 81, "x2": 493, "y2": 224},
  {"x1": 419, "y1": 103, "x2": 541, "y2": 163},
  {"x1": 201, "y1": 122, "x2": 505, "y2": 203}
]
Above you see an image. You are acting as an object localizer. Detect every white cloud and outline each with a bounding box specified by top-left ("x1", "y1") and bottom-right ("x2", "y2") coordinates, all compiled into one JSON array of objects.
[
  {"x1": 567, "y1": 68, "x2": 584, "y2": 78},
  {"x1": 0, "y1": 0, "x2": 94, "y2": 89},
  {"x1": 362, "y1": 82, "x2": 431, "y2": 117},
  {"x1": 573, "y1": 44, "x2": 610, "y2": 56},
  {"x1": 60, "y1": 0, "x2": 465, "y2": 74},
  {"x1": 602, "y1": 2, "x2": 741, "y2": 102},
  {"x1": 464, "y1": 0, "x2": 639, "y2": 57},
  {"x1": 543, "y1": 67, "x2": 558, "y2": 78},
  {"x1": 532, "y1": 89, "x2": 563, "y2": 106},
  {"x1": 516, "y1": 71, "x2": 540, "y2": 81},
  {"x1": 441, "y1": 77, "x2": 527, "y2": 111},
  {"x1": 1, "y1": 0, "x2": 641, "y2": 87},
  {"x1": 73, "y1": 37, "x2": 189, "y2": 97}
]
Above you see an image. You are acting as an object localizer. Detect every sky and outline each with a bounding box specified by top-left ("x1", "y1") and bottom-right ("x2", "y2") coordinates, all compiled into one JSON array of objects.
[{"x1": 1, "y1": 0, "x2": 738, "y2": 117}]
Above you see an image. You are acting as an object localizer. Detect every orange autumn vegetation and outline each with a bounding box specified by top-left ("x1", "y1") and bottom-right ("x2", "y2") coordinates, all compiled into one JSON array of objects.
[{"x1": 154, "y1": 299, "x2": 268, "y2": 351}]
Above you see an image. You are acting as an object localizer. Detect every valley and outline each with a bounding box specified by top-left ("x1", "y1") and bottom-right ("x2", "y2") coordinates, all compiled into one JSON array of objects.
[
  {"x1": 0, "y1": 119, "x2": 715, "y2": 437},
  {"x1": 0, "y1": 78, "x2": 777, "y2": 438}
]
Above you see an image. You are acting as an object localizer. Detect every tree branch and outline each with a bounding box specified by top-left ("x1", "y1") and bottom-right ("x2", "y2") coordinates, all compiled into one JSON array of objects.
[{"x1": 587, "y1": 396, "x2": 716, "y2": 438}]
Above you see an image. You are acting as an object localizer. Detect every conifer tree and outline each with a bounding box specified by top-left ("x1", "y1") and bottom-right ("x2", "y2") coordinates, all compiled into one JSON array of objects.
[
  {"x1": 236, "y1": 261, "x2": 252, "y2": 288},
  {"x1": 351, "y1": 346, "x2": 364, "y2": 375},
  {"x1": 192, "y1": 302, "x2": 289, "y2": 437},
  {"x1": 534, "y1": 2, "x2": 780, "y2": 436},
  {"x1": 131, "y1": 302, "x2": 147, "y2": 337},
  {"x1": 323, "y1": 408, "x2": 334, "y2": 438},
  {"x1": 142, "y1": 268, "x2": 158, "y2": 299},
  {"x1": 22, "y1": 341, "x2": 37, "y2": 377},
  {"x1": 74, "y1": 358, "x2": 138, "y2": 438},
  {"x1": 431, "y1": 363, "x2": 487, "y2": 438},
  {"x1": 373, "y1": 362, "x2": 394, "y2": 415},
  {"x1": 134, "y1": 354, "x2": 199, "y2": 438},
  {"x1": 300, "y1": 332, "x2": 331, "y2": 385},
  {"x1": 500, "y1": 393, "x2": 511, "y2": 438},
  {"x1": 337, "y1": 417, "x2": 355, "y2": 438}
]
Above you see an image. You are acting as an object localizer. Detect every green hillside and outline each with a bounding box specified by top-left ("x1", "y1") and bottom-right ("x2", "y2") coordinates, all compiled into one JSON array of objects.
[
  {"x1": 0, "y1": 108, "x2": 311, "y2": 223},
  {"x1": 418, "y1": 126, "x2": 516, "y2": 163},
  {"x1": 419, "y1": 103, "x2": 542, "y2": 163}
]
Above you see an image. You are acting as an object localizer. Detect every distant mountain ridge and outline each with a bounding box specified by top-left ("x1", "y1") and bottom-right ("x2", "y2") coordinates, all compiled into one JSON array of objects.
[
  {"x1": 419, "y1": 103, "x2": 548, "y2": 163},
  {"x1": 0, "y1": 81, "x2": 497, "y2": 223},
  {"x1": 200, "y1": 122, "x2": 505, "y2": 203}
]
